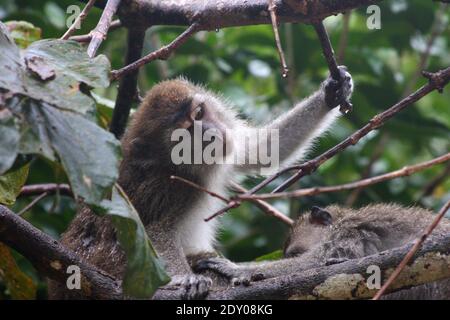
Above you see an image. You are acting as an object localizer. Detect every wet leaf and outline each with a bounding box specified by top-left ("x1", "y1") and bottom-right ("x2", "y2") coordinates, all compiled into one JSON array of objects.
[{"x1": 5, "y1": 21, "x2": 41, "y2": 48}]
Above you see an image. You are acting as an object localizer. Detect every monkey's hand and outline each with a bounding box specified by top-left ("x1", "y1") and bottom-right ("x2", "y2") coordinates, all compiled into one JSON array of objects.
[
  {"x1": 168, "y1": 274, "x2": 212, "y2": 300},
  {"x1": 323, "y1": 66, "x2": 354, "y2": 110},
  {"x1": 193, "y1": 257, "x2": 264, "y2": 286}
]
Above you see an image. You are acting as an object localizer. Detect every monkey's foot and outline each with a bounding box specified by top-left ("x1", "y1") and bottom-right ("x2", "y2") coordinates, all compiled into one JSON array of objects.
[
  {"x1": 324, "y1": 65, "x2": 354, "y2": 109},
  {"x1": 194, "y1": 257, "x2": 264, "y2": 286},
  {"x1": 170, "y1": 274, "x2": 212, "y2": 300}
]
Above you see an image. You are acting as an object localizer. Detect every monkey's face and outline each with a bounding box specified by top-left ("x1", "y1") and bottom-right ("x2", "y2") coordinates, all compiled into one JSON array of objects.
[
  {"x1": 284, "y1": 206, "x2": 334, "y2": 258},
  {"x1": 124, "y1": 79, "x2": 235, "y2": 169}
]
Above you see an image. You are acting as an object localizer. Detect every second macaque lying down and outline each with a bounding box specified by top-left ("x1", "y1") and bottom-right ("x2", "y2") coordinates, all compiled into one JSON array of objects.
[{"x1": 193, "y1": 203, "x2": 450, "y2": 299}]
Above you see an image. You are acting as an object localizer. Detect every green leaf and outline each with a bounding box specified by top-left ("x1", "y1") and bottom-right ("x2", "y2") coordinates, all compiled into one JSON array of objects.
[
  {"x1": 4, "y1": 21, "x2": 41, "y2": 48},
  {"x1": 0, "y1": 161, "x2": 29, "y2": 206},
  {"x1": 101, "y1": 185, "x2": 170, "y2": 298},
  {"x1": 0, "y1": 243, "x2": 37, "y2": 299},
  {"x1": 0, "y1": 22, "x2": 120, "y2": 205},
  {"x1": 254, "y1": 250, "x2": 283, "y2": 262}
]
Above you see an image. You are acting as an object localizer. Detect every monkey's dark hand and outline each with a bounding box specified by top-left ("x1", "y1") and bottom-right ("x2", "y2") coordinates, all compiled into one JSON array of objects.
[
  {"x1": 169, "y1": 274, "x2": 212, "y2": 300},
  {"x1": 194, "y1": 257, "x2": 264, "y2": 286},
  {"x1": 323, "y1": 66, "x2": 354, "y2": 110}
]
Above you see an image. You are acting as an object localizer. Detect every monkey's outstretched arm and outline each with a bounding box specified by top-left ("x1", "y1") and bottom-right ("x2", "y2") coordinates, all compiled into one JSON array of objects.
[{"x1": 235, "y1": 66, "x2": 353, "y2": 174}]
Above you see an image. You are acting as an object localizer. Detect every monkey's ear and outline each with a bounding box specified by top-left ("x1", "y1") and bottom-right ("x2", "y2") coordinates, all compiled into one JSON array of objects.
[{"x1": 309, "y1": 206, "x2": 333, "y2": 226}]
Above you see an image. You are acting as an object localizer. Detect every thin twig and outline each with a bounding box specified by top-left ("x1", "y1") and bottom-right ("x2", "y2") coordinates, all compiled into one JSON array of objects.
[
  {"x1": 337, "y1": 11, "x2": 351, "y2": 64},
  {"x1": 237, "y1": 153, "x2": 450, "y2": 200},
  {"x1": 373, "y1": 200, "x2": 450, "y2": 300},
  {"x1": 313, "y1": 21, "x2": 353, "y2": 114},
  {"x1": 230, "y1": 182, "x2": 293, "y2": 226},
  {"x1": 69, "y1": 20, "x2": 122, "y2": 43},
  {"x1": 170, "y1": 175, "x2": 230, "y2": 203},
  {"x1": 111, "y1": 23, "x2": 200, "y2": 80},
  {"x1": 206, "y1": 66, "x2": 450, "y2": 221},
  {"x1": 87, "y1": 0, "x2": 122, "y2": 58},
  {"x1": 268, "y1": 0, "x2": 289, "y2": 77},
  {"x1": 61, "y1": 0, "x2": 97, "y2": 40},
  {"x1": 17, "y1": 192, "x2": 49, "y2": 216},
  {"x1": 20, "y1": 184, "x2": 73, "y2": 197}
]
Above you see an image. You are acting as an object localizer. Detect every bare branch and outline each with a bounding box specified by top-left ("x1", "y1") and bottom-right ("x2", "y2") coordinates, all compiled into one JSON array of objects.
[
  {"x1": 230, "y1": 182, "x2": 293, "y2": 226},
  {"x1": 20, "y1": 184, "x2": 73, "y2": 197},
  {"x1": 61, "y1": 0, "x2": 97, "y2": 40},
  {"x1": 268, "y1": 0, "x2": 289, "y2": 77},
  {"x1": 170, "y1": 175, "x2": 230, "y2": 203},
  {"x1": 337, "y1": 11, "x2": 352, "y2": 63},
  {"x1": 373, "y1": 200, "x2": 450, "y2": 300},
  {"x1": 17, "y1": 192, "x2": 49, "y2": 216},
  {"x1": 87, "y1": 0, "x2": 122, "y2": 58},
  {"x1": 237, "y1": 153, "x2": 450, "y2": 200},
  {"x1": 111, "y1": 23, "x2": 200, "y2": 80},
  {"x1": 109, "y1": 27, "x2": 146, "y2": 138},
  {"x1": 69, "y1": 20, "x2": 122, "y2": 43},
  {"x1": 0, "y1": 205, "x2": 122, "y2": 299},
  {"x1": 117, "y1": 0, "x2": 383, "y2": 29}
]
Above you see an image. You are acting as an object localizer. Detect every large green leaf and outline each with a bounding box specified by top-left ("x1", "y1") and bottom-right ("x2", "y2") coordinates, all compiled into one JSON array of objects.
[
  {"x1": 101, "y1": 185, "x2": 170, "y2": 298},
  {"x1": 0, "y1": 22, "x2": 120, "y2": 205}
]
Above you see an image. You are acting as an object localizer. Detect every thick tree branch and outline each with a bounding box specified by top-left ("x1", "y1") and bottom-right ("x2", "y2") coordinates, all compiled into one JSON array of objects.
[
  {"x1": 152, "y1": 233, "x2": 450, "y2": 300},
  {"x1": 0, "y1": 205, "x2": 122, "y2": 299},
  {"x1": 116, "y1": 0, "x2": 383, "y2": 29}
]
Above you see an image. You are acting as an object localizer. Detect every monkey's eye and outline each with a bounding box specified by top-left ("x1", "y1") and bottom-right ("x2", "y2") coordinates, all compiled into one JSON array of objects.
[{"x1": 191, "y1": 105, "x2": 205, "y2": 121}]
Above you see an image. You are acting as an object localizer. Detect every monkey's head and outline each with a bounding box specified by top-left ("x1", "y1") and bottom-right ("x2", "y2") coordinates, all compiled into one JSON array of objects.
[
  {"x1": 284, "y1": 206, "x2": 336, "y2": 258},
  {"x1": 122, "y1": 79, "x2": 239, "y2": 173}
]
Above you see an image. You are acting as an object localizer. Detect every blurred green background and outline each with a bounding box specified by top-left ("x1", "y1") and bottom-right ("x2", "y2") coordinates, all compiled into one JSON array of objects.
[{"x1": 0, "y1": 0, "x2": 449, "y2": 299}]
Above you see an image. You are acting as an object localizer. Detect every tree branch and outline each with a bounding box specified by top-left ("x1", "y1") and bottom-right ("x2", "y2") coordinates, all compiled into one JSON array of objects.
[
  {"x1": 0, "y1": 205, "x2": 122, "y2": 299},
  {"x1": 69, "y1": 20, "x2": 122, "y2": 43},
  {"x1": 109, "y1": 26, "x2": 146, "y2": 138},
  {"x1": 111, "y1": 23, "x2": 200, "y2": 80},
  {"x1": 61, "y1": 0, "x2": 97, "y2": 40},
  {"x1": 87, "y1": 0, "x2": 122, "y2": 57},
  {"x1": 153, "y1": 233, "x2": 450, "y2": 300},
  {"x1": 116, "y1": 0, "x2": 383, "y2": 29},
  {"x1": 237, "y1": 152, "x2": 450, "y2": 200},
  {"x1": 373, "y1": 200, "x2": 450, "y2": 299},
  {"x1": 20, "y1": 184, "x2": 73, "y2": 197}
]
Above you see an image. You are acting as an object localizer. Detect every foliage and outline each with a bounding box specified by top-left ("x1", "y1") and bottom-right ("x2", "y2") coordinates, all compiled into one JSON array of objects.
[{"x1": 0, "y1": 0, "x2": 449, "y2": 299}]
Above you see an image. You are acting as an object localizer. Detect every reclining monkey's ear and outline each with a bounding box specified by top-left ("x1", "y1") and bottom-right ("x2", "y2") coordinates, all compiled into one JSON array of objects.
[{"x1": 309, "y1": 206, "x2": 333, "y2": 226}]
